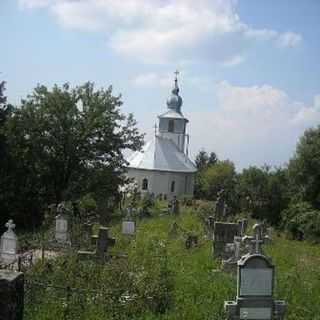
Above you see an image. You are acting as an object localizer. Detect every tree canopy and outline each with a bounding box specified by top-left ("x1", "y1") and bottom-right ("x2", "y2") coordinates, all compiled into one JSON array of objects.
[
  {"x1": 1, "y1": 82, "x2": 144, "y2": 228},
  {"x1": 288, "y1": 125, "x2": 320, "y2": 208}
]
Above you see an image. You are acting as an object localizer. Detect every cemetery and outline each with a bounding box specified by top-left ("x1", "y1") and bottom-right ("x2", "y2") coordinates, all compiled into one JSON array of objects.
[
  {"x1": 0, "y1": 197, "x2": 320, "y2": 320},
  {"x1": 1, "y1": 3, "x2": 320, "y2": 318}
]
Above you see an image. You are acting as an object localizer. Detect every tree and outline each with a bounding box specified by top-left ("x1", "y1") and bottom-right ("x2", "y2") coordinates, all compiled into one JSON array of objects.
[
  {"x1": 238, "y1": 166, "x2": 289, "y2": 225},
  {"x1": 195, "y1": 150, "x2": 217, "y2": 170},
  {"x1": 198, "y1": 160, "x2": 238, "y2": 213},
  {"x1": 4, "y1": 82, "x2": 144, "y2": 227},
  {"x1": 194, "y1": 150, "x2": 218, "y2": 198},
  {"x1": 0, "y1": 81, "x2": 14, "y2": 228},
  {"x1": 288, "y1": 125, "x2": 320, "y2": 208}
]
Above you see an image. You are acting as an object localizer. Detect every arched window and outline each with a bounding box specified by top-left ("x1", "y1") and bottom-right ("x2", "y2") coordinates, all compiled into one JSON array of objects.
[
  {"x1": 170, "y1": 181, "x2": 175, "y2": 193},
  {"x1": 142, "y1": 178, "x2": 148, "y2": 190},
  {"x1": 168, "y1": 119, "x2": 175, "y2": 132}
]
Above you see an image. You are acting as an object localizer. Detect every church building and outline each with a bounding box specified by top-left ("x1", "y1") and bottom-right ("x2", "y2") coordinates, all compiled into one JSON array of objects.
[{"x1": 126, "y1": 73, "x2": 197, "y2": 199}]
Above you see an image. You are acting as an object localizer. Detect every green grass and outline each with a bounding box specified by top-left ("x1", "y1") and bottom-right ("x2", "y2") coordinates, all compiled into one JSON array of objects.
[{"x1": 24, "y1": 208, "x2": 320, "y2": 320}]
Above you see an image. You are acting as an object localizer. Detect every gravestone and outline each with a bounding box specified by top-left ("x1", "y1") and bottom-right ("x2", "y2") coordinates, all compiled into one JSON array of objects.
[
  {"x1": 185, "y1": 234, "x2": 198, "y2": 249},
  {"x1": 0, "y1": 220, "x2": 18, "y2": 265},
  {"x1": 224, "y1": 224, "x2": 287, "y2": 320},
  {"x1": 213, "y1": 222, "x2": 240, "y2": 258},
  {"x1": 170, "y1": 196, "x2": 180, "y2": 214},
  {"x1": 122, "y1": 208, "x2": 136, "y2": 235},
  {"x1": 122, "y1": 221, "x2": 135, "y2": 235},
  {"x1": 242, "y1": 223, "x2": 271, "y2": 255},
  {"x1": 215, "y1": 189, "x2": 227, "y2": 220},
  {"x1": 238, "y1": 219, "x2": 248, "y2": 236},
  {"x1": 78, "y1": 227, "x2": 115, "y2": 262},
  {"x1": 222, "y1": 236, "x2": 243, "y2": 272},
  {"x1": 0, "y1": 270, "x2": 24, "y2": 320},
  {"x1": 55, "y1": 204, "x2": 69, "y2": 244},
  {"x1": 207, "y1": 216, "x2": 215, "y2": 238}
]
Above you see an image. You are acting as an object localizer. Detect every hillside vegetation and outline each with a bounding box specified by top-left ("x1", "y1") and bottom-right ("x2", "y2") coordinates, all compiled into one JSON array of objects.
[{"x1": 24, "y1": 207, "x2": 320, "y2": 320}]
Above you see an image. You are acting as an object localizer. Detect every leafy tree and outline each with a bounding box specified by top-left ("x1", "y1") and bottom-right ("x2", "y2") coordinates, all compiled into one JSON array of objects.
[
  {"x1": 0, "y1": 81, "x2": 14, "y2": 228},
  {"x1": 281, "y1": 201, "x2": 320, "y2": 241},
  {"x1": 198, "y1": 160, "x2": 238, "y2": 213},
  {"x1": 288, "y1": 125, "x2": 320, "y2": 208},
  {"x1": 194, "y1": 150, "x2": 218, "y2": 198},
  {"x1": 238, "y1": 166, "x2": 289, "y2": 225},
  {"x1": 195, "y1": 150, "x2": 218, "y2": 170},
  {"x1": 4, "y1": 82, "x2": 144, "y2": 228}
]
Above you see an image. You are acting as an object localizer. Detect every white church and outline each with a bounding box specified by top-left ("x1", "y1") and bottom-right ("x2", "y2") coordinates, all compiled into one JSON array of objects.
[{"x1": 126, "y1": 73, "x2": 197, "y2": 199}]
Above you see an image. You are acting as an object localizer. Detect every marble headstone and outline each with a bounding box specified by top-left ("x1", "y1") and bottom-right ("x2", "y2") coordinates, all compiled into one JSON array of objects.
[
  {"x1": 0, "y1": 220, "x2": 18, "y2": 264},
  {"x1": 122, "y1": 221, "x2": 135, "y2": 235},
  {"x1": 55, "y1": 214, "x2": 68, "y2": 243}
]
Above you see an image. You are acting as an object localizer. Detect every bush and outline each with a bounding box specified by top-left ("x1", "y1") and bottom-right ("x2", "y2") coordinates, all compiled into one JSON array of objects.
[{"x1": 281, "y1": 202, "x2": 320, "y2": 241}]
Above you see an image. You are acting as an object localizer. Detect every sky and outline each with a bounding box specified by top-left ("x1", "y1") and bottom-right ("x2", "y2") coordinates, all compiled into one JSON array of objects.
[{"x1": 1, "y1": 0, "x2": 320, "y2": 170}]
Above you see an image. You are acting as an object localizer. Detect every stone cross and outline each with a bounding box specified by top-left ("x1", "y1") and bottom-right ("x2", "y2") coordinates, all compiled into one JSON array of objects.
[
  {"x1": 242, "y1": 223, "x2": 270, "y2": 255},
  {"x1": 5, "y1": 220, "x2": 15, "y2": 233}
]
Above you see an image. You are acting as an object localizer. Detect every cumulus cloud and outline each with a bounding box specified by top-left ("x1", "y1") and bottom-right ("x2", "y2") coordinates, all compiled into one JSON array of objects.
[
  {"x1": 19, "y1": 0, "x2": 302, "y2": 64},
  {"x1": 188, "y1": 82, "x2": 320, "y2": 169}
]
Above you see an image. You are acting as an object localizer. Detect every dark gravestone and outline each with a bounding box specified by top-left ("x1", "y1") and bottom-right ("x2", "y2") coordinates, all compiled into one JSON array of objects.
[
  {"x1": 0, "y1": 270, "x2": 24, "y2": 320},
  {"x1": 213, "y1": 222, "x2": 240, "y2": 258},
  {"x1": 185, "y1": 235, "x2": 198, "y2": 249}
]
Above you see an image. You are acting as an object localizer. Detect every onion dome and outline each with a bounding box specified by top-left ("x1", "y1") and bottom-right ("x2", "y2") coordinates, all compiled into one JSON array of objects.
[{"x1": 167, "y1": 73, "x2": 183, "y2": 113}]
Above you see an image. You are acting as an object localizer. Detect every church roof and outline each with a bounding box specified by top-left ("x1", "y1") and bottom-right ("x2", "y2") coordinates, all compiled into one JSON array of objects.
[
  {"x1": 158, "y1": 109, "x2": 188, "y2": 121},
  {"x1": 126, "y1": 135, "x2": 197, "y2": 173}
]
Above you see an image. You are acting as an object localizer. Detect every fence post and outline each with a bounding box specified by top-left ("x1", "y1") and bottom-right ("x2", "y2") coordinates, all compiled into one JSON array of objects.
[{"x1": 0, "y1": 270, "x2": 24, "y2": 320}]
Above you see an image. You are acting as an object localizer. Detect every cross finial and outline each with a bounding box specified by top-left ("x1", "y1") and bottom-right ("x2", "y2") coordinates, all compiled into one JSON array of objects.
[
  {"x1": 174, "y1": 70, "x2": 179, "y2": 80},
  {"x1": 5, "y1": 219, "x2": 15, "y2": 232}
]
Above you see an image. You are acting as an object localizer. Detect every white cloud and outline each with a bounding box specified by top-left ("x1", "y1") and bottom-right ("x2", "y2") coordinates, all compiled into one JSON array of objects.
[
  {"x1": 222, "y1": 54, "x2": 245, "y2": 67},
  {"x1": 19, "y1": 0, "x2": 302, "y2": 64},
  {"x1": 188, "y1": 82, "x2": 320, "y2": 169},
  {"x1": 19, "y1": 0, "x2": 53, "y2": 9},
  {"x1": 277, "y1": 32, "x2": 302, "y2": 48},
  {"x1": 131, "y1": 73, "x2": 172, "y2": 88}
]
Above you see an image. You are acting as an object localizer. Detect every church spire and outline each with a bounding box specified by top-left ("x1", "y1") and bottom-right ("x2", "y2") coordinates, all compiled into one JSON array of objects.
[{"x1": 167, "y1": 70, "x2": 183, "y2": 113}]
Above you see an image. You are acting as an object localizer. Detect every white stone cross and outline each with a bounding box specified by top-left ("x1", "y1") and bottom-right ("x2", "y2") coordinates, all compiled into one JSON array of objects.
[
  {"x1": 242, "y1": 223, "x2": 270, "y2": 254},
  {"x1": 5, "y1": 219, "x2": 16, "y2": 232}
]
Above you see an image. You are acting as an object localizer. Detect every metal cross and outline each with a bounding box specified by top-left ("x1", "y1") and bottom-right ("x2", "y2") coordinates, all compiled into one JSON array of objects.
[
  {"x1": 242, "y1": 223, "x2": 270, "y2": 254},
  {"x1": 174, "y1": 70, "x2": 179, "y2": 79},
  {"x1": 5, "y1": 219, "x2": 16, "y2": 232}
]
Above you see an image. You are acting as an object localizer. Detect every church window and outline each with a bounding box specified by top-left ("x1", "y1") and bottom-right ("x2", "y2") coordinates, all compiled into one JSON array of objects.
[
  {"x1": 171, "y1": 181, "x2": 175, "y2": 193},
  {"x1": 142, "y1": 178, "x2": 148, "y2": 190},
  {"x1": 168, "y1": 119, "x2": 175, "y2": 132}
]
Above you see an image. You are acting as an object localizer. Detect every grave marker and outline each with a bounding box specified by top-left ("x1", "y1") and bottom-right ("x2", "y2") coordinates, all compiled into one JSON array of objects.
[
  {"x1": 55, "y1": 211, "x2": 69, "y2": 244},
  {"x1": 78, "y1": 227, "x2": 115, "y2": 262},
  {"x1": 213, "y1": 222, "x2": 240, "y2": 258},
  {"x1": 224, "y1": 224, "x2": 287, "y2": 320},
  {"x1": 0, "y1": 220, "x2": 18, "y2": 264}
]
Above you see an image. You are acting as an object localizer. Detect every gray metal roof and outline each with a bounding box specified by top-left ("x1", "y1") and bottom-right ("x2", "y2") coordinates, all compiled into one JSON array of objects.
[
  {"x1": 158, "y1": 110, "x2": 188, "y2": 121},
  {"x1": 126, "y1": 135, "x2": 197, "y2": 173}
]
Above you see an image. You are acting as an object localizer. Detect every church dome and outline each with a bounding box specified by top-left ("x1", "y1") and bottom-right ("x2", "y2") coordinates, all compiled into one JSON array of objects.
[{"x1": 167, "y1": 75, "x2": 183, "y2": 113}]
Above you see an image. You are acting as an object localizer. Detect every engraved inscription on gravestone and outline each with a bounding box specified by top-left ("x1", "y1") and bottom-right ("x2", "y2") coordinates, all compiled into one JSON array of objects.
[{"x1": 240, "y1": 268, "x2": 273, "y2": 296}]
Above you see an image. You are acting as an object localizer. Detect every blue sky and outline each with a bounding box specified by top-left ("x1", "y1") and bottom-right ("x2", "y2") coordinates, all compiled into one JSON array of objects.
[{"x1": 1, "y1": 0, "x2": 320, "y2": 169}]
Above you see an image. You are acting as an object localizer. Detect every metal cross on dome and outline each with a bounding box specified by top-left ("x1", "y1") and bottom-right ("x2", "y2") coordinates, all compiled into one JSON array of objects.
[
  {"x1": 242, "y1": 223, "x2": 270, "y2": 255},
  {"x1": 174, "y1": 70, "x2": 180, "y2": 79},
  {"x1": 5, "y1": 219, "x2": 16, "y2": 232}
]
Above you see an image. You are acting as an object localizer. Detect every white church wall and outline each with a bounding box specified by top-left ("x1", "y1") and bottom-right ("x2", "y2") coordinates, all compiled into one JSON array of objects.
[{"x1": 126, "y1": 168, "x2": 194, "y2": 199}]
